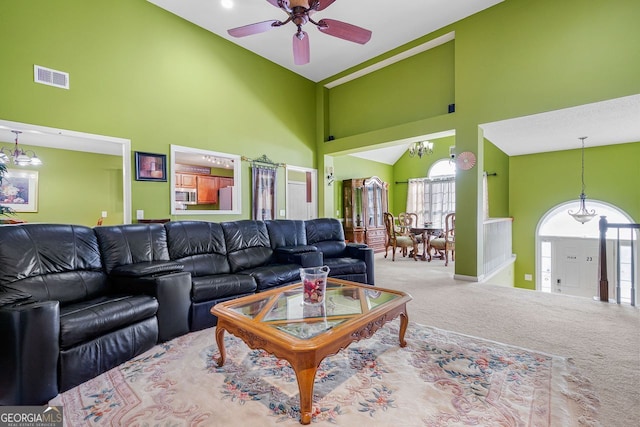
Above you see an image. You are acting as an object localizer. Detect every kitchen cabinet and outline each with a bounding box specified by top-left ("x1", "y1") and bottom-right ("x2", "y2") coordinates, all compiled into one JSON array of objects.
[
  {"x1": 175, "y1": 173, "x2": 197, "y2": 189},
  {"x1": 342, "y1": 176, "x2": 388, "y2": 252},
  {"x1": 196, "y1": 175, "x2": 218, "y2": 204},
  {"x1": 218, "y1": 177, "x2": 234, "y2": 188}
]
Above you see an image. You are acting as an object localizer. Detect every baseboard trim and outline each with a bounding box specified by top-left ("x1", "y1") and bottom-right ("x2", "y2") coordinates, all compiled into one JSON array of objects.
[{"x1": 454, "y1": 273, "x2": 482, "y2": 282}]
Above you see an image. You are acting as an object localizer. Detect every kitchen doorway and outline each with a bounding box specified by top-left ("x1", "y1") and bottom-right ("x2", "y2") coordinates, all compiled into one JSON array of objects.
[{"x1": 285, "y1": 165, "x2": 317, "y2": 220}]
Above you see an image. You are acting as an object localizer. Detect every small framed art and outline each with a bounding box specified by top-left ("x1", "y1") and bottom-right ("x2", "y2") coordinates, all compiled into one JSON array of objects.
[
  {"x1": 135, "y1": 151, "x2": 167, "y2": 182},
  {"x1": 0, "y1": 170, "x2": 39, "y2": 212}
]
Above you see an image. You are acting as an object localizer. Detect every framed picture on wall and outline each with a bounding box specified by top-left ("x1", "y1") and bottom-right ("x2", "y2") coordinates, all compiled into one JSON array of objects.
[
  {"x1": 135, "y1": 151, "x2": 167, "y2": 182},
  {"x1": 0, "y1": 170, "x2": 38, "y2": 212}
]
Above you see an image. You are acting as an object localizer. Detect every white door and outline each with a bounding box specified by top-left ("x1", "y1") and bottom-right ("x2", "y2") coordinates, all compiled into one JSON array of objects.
[
  {"x1": 286, "y1": 167, "x2": 317, "y2": 220},
  {"x1": 552, "y1": 238, "x2": 616, "y2": 298},
  {"x1": 287, "y1": 182, "x2": 312, "y2": 220}
]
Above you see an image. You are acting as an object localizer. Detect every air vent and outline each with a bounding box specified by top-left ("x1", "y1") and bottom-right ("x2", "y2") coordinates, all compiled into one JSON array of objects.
[{"x1": 34, "y1": 65, "x2": 69, "y2": 89}]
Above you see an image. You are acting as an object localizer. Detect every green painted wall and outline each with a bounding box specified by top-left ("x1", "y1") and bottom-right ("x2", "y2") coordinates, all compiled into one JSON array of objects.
[
  {"x1": 510, "y1": 141, "x2": 640, "y2": 289},
  {"x1": 484, "y1": 139, "x2": 509, "y2": 218},
  {"x1": 0, "y1": 144, "x2": 122, "y2": 225},
  {"x1": 0, "y1": 0, "x2": 317, "y2": 222},
  {"x1": 331, "y1": 156, "x2": 393, "y2": 220},
  {"x1": 328, "y1": 41, "x2": 455, "y2": 139},
  {"x1": 318, "y1": 0, "x2": 640, "y2": 279}
]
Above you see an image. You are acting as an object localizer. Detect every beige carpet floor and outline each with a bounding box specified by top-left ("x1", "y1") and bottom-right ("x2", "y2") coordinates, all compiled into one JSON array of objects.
[{"x1": 374, "y1": 252, "x2": 640, "y2": 427}]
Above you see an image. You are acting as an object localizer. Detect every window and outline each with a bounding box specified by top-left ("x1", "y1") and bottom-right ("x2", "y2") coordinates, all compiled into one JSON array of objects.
[{"x1": 406, "y1": 160, "x2": 456, "y2": 229}]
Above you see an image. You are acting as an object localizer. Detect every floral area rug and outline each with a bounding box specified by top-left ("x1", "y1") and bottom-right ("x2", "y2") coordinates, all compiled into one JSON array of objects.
[{"x1": 51, "y1": 321, "x2": 599, "y2": 426}]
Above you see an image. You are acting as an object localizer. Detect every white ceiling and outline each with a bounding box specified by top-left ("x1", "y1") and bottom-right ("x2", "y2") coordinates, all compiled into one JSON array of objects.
[
  {"x1": 481, "y1": 94, "x2": 640, "y2": 156},
  {"x1": 146, "y1": 0, "x2": 503, "y2": 83}
]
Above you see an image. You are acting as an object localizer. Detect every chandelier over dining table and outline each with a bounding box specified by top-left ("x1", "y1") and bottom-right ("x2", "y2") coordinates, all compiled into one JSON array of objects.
[{"x1": 408, "y1": 141, "x2": 433, "y2": 158}]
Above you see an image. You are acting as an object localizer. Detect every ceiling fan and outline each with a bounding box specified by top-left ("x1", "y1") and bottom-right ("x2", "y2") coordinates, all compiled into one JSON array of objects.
[{"x1": 227, "y1": 0, "x2": 372, "y2": 65}]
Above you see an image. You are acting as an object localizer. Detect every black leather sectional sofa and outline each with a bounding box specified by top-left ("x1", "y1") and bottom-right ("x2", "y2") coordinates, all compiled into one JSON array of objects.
[{"x1": 0, "y1": 217, "x2": 374, "y2": 405}]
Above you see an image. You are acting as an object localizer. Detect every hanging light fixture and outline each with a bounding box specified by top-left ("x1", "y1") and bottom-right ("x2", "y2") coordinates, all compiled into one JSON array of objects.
[
  {"x1": 0, "y1": 130, "x2": 43, "y2": 166},
  {"x1": 408, "y1": 141, "x2": 433, "y2": 158},
  {"x1": 568, "y1": 136, "x2": 596, "y2": 224}
]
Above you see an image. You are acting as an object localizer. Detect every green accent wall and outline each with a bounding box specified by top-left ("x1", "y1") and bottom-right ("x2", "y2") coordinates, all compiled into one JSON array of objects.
[
  {"x1": 484, "y1": 139, "x2": 509, "y2": 218},
  {"x1": 318, "y1": 0, "x2": 640, "y2": 279},
  {"x1": 0, "y1": 0, "x2": 317, "y2": 222},
  {"x1": 510, "y1": 141, "x2": 640, "y2": 289},
  {"x1": 328, "y1": 41, "x2": 455, "y2": 139},
  {"x1": 331, "y1": 156, "x2": 393, "y2": 219},
  {"x1": 0, "y1": 144, "x2": 122, "y2": 225}
]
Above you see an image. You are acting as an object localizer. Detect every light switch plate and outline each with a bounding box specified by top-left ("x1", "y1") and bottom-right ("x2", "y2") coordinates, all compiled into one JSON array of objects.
[{"x1": 101, "y1": 211, "x2": 108, "y2": 218}]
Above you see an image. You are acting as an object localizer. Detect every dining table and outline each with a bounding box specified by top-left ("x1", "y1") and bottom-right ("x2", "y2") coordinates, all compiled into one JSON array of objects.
[{"x1": 410, "y1": 226, "x2": 443, "y2": 261}]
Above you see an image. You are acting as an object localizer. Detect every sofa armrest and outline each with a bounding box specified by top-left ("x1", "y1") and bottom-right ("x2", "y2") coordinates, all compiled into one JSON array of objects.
[
  {"x1": 0, "y1": 287, "x2": 33, "y2": 307},
  {"x1": 0, "y1": 301, "x2": 60, "y2": 405},
  {"x1": 113, "y1": 272, "x2": 192, "y2": 342},
  {"x1": 110, "y1": 260, "x2": 184, "y2": 278},
  {"x1": 274, "y1": 246, "x2": 322, "y2": 267},
  {"x1": 346, "y1": 244, "x2": 375, "y2": 286}
]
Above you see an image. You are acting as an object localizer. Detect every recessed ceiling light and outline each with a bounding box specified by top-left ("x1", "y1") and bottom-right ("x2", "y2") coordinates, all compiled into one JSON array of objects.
[{"x1": 221, "y1": 0, "x2": 233, "y2": 9}]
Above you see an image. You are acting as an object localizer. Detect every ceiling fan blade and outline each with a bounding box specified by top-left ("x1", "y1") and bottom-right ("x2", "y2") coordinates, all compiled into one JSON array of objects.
[
  {"x1": 228, "y1": 20, "x2": 280, "y2": 38},
  {"x1": 266, "y1": 0, "x2": 289, "y2": 8},
  {"x1": 315, "y1": 0, "x2": 337, "y2": 11},
  {"x1": 293, "y1": 31, "x2": 310, "y2": 65},
  {"x1": 317, "y1": 18, "x2": 372, "y2": 44}
]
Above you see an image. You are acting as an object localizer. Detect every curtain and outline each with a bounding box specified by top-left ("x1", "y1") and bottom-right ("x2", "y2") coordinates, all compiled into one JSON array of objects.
[
  {"x1": 252, "y1": 165, "x2": 276, "y2": 220},
  {"x1": 406, "y1": 177, "x2": 455, "y2": 229}
]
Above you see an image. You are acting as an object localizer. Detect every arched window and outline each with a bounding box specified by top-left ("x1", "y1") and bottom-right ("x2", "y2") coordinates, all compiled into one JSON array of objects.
[{"x1": 428, "y1": 159, "x2": 456, "y2": 178}]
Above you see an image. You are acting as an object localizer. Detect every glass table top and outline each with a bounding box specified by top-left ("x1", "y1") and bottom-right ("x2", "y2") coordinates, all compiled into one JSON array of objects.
[{"x1": 226, "y1": 281, "x2": 400, "y2": 340}]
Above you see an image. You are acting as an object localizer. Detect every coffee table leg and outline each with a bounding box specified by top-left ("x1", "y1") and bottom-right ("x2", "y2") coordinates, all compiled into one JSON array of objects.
[
  {"x1": 399, "y1": 309, "x2": 409, "y2": 347},
  {"x1": 290, "y1": 358, "x2": 318, "y2": 425},
  {"x1": 215, "y1": 325, "x2": 226, "y2": 367}
]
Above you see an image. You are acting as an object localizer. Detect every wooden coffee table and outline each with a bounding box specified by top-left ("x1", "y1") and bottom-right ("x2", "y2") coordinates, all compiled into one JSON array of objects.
[{"x1": 211, "y1": 278, "x2": 412, "y2": 424}]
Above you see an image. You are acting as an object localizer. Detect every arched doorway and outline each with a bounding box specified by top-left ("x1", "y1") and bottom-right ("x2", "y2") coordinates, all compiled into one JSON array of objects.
[{"x1": 536, "y1": 200, "x2": 637, "y2": 304}]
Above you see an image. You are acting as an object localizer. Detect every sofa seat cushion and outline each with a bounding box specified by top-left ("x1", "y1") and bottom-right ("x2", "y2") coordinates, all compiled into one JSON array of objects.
[
  {"x1": 323, "y1": 258, "x2": 367, "y2": 276},
  {"x1": 59, "y1": 294, "x2": 158, "y2": 349},
  {"x1": 241, "y1": 264, "x2": 301, "y2": 291},
  {"x1": 191, "y1": 274, "x2": 257, "y2": 303}
]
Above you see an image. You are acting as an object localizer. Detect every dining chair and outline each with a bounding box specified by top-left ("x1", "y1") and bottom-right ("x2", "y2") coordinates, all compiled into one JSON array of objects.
[
  {"x1": 398, "y1": 212, "x2": 425, "y2": 255},
  {"x1": 383, "y1": 212, "x2": 418, "y2": 261},
  {"x1": 428, "y1": 212, "x2": 455, "y2": 266}
]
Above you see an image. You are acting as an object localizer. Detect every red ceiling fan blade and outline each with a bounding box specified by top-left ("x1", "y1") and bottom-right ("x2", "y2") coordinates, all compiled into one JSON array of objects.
[
  {"x1": 315, "y1": 0, "x2": 337, "y2": 11},
  {"x1": 292, "y1": 31, "x2": 310, "y2": 65},
  {"x1": 266, "y1": 0, "x2": 290, "y2": 9},
  {"x1": 317, "y1": 18, "x2": 372, "y2": 44},
  {"x1": 228, "y1": 20, "x2": 280, "y2": 38}
]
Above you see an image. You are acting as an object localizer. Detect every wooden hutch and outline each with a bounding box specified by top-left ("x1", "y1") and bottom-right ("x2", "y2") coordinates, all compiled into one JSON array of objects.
[{"x1": 342, "y1": 176, "x2": 389, "y2": 252}]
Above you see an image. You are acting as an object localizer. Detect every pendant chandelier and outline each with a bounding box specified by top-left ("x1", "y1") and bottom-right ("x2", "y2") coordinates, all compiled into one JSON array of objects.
[
  {"x1": 568, "y1": 136, "x2": 596, "y2": 224},
  {"x1": 408, "y1": 141, "x2": 433, "y2": 158},
  {"x1": 0, "y1": 130, "x2": 43, "y2": 166}
]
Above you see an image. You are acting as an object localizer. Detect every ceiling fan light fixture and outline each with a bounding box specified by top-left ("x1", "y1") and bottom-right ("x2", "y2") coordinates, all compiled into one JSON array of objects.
[{"x1": 227, "y1": 0, "x2": 371, "y2": 65}]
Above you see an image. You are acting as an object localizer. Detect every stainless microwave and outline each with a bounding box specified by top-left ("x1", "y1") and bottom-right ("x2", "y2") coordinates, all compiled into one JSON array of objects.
[{"x1": 175, "y1": 188, "x2": 197, "y2": 204}]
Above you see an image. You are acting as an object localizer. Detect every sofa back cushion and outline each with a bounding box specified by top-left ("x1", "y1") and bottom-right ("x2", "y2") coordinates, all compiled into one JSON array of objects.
[
  {"x1": 265, "y1": 220, "x2": 308, "y2": 248},
  {"x1": 305, "y1": 218, "x2": 347, "y2": 258},
  {"x1": 164, "y1": 221, "x2": 231, "y2": 276},
  {"x1": 222, "y1": 220, "x2": 273, "y2": 272},
  {"x1": 0, "y1": 224, "x2": 108, "y2": 304},
  {"x1": 94, "y1": 224, "x2": 170, "y2": 274}
]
